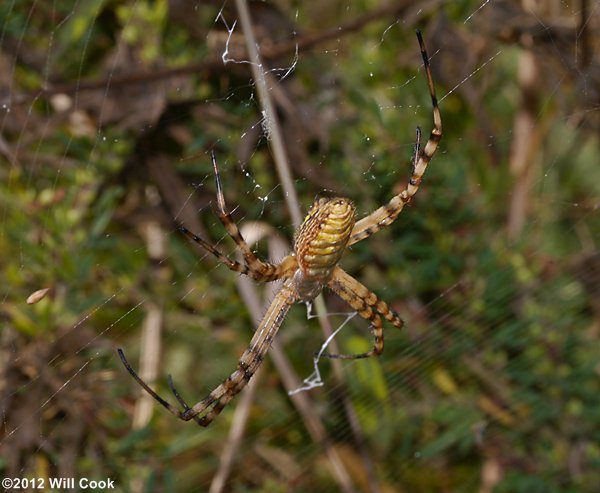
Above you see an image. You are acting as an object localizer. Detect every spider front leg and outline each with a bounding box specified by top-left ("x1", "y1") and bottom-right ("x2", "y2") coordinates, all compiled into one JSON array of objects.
[
  {"x1": 118, "y1": 281, "x2": 296, "y2": 426},
  {"x1": 166, "y1": 375, "x2": 207, "y2": 426},
  {"x1": 323, "y1": 266, "x2": 404, "y2": 359},
  {"x1": 165, "y1": 372, "x2": 245, "y2": 427}
]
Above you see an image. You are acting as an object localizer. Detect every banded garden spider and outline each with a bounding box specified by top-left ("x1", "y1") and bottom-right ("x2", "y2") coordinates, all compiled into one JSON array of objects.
[{"x1": 118, "y1": 31, "x2": 442, "y2": 427}]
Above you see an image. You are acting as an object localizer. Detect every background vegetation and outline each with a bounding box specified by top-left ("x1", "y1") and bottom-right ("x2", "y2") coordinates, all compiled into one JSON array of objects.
[{"x1": 1, "y1": 1, "x2": 599, "y2": 492}]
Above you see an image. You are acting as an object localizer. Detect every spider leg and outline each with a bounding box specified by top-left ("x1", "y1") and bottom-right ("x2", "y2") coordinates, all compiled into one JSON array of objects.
[
  {"x1": 179, "y1": 225, "x2": 296, "y2": 282},
  {"x1": 412, "y1": 126, "x2": 422, "y2": 169},
  {"x1": 180, "y1": 151, "x2": 298, "y2": 282},
  {"x1": 322, "y1": 266, "x2": 404, "y2": 359},
  {"x1": 179, "y1": 225, "x2": 258, "y2": 278},
  {"x1": 167, "y1": 375, "x2": 206, "y2": 426},
  {"x1": 179, "y1": 281, "x2": 296, "y2": 425},
  {"x1": 118, "y1": 348, "x2": 194, "y2": 419},
  {"x1": 348, "y1": 30, "x2": 442, "y2": 246},
  {"x1": 167, "y1": 375, "x2": 230, "y2": 427},
  {"x1": 118, "y1": 281, "x2": 296, "y2": 426},
  {"x1": 209, "y1": 152, "x2": 296, "y2": 281}
]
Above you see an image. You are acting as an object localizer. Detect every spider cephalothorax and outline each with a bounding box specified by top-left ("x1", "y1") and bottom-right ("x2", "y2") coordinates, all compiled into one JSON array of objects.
[{"x1": 118, "y1": 30, "x2": 442, "y2": 426}]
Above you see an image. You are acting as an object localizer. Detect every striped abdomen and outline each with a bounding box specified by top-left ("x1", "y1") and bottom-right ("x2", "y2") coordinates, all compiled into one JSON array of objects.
[{"x1": 293, "y1": 198, "x2": 356, "y2": 300}]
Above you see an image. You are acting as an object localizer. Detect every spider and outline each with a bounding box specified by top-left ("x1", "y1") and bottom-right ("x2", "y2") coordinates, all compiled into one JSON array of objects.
[{"x1": 118, "y1": 30, "x2": 442, "y2": 427}]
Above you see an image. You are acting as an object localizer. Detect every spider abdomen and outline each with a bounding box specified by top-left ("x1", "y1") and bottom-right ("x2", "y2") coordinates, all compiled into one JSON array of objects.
[{"x1": 294, "y1": 198, "x2": 356, "y2": 290}]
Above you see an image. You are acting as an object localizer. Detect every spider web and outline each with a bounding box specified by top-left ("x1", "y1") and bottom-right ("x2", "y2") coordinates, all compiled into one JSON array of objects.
[{"x1": 1, "y1": 1, "x2": 600, "y2": 493}]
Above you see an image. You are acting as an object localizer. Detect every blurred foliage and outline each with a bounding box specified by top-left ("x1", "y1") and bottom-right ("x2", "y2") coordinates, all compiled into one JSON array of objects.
[{"x1": 1, "y1": 1, "x2": 599, "y2": 492}]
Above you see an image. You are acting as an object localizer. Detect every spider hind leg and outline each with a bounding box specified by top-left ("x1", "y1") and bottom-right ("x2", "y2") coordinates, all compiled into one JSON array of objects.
[
  {"x1": 178, "y1": 153, "x2": 298, "y2": 282},
  {"x1": 347, "y1": 30, "x2": 441, "y2": 246},
  {"x1": 209, "y1": 152, "x2": 289, "y2": 282}
]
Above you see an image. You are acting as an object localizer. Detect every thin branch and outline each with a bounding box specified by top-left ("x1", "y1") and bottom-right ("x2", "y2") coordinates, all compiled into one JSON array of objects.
[
  {"x1": 234, "y1": 0, "x2": 301, "y2": 226},
  {"x1": 577, "y1": 0, "x2": 591, "y2": 69},
  {"x1": 4, "y1": 0, "x2": 423, "y2": 107},
  {"x1": 132, "y1": 221, "x2": 165, "y2": 429}
]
